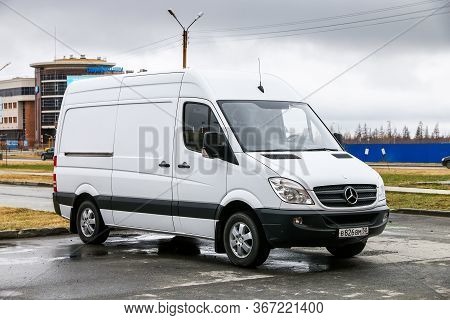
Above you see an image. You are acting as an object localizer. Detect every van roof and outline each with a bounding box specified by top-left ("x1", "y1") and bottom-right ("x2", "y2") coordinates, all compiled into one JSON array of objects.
[{"x1": 64, "y1": 68, "x2": 302, "y2": 104}]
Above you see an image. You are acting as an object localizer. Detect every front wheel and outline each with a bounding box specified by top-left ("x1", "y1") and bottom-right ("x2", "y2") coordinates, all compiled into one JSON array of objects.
[
  {"x1": 41, "y1": 154, "x2": 46, "y2": 161},
  {"x1": 223, "y1": 212, "x2": 270, "y2": 267},
  {"x1": 326, "y1": 241, "x2": 366, "y2": 258},
  {"x1": 76, "y1": 200, "x2": 110, "y2": 244},
  {"x1": 446, "y1": 161, "x2": 450, "y2": 169}
]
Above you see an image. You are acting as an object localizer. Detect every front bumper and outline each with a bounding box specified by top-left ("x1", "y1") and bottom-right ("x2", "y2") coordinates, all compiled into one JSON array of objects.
[{"x1": 255, "y1": 207, "x2": 389, "y2": 248}]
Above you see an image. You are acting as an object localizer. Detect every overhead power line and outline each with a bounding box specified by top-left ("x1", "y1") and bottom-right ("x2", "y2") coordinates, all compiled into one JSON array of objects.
[
  {"x1": 192, "y1": 5, "x2": 449, "y2": 40},
  {"x1": 195, "y1": 0, "x2": 447, "y2": 34},
  {"x1": 302, "y1": 0, "x2": 450, "y2": 100},
  {"x1": 0, "y1": 0, "x2": 81, "y2": 55},
  {"x1": 190, "y1": 10, "x2": 449, "y2": 44},
  {"x1": 116, "y1": 34, "x2": 180, "y2": 56}
]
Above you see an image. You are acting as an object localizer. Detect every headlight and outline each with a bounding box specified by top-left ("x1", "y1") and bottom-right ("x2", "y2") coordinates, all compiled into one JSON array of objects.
[
  {"x1": 377, "y1": 179, "x2": 386, "y2": 201},
  {"x1": 269, "y1": 178, "x2": 314, "y2": 204}
]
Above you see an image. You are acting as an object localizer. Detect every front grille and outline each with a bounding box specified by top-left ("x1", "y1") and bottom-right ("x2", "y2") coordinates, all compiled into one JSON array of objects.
[{"x1": 313, "y1": 184, "x2": 377, "y2": 207}]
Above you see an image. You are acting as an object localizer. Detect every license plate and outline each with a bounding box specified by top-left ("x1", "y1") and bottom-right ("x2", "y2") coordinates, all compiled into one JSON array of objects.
[{"x1": 338, "y1": 227, "x2": 369, "y2": 238}]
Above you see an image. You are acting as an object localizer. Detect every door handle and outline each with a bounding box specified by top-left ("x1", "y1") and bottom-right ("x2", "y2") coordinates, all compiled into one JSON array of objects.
[
  {"x1": 178, "y1": 162, "x2": 190, "y2": 169},
  {"x1": 159, "y1": 161, "x2": 170, "y2": 168}
]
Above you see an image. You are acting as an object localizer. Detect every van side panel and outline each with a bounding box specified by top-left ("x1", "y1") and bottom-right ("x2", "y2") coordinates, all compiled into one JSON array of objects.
[
  {"x1": 111, "y1": 73, "x2": 182, "y2": 232},
  {"x1": 56, "y1": 104, "x2": 118, "y2": 225}
]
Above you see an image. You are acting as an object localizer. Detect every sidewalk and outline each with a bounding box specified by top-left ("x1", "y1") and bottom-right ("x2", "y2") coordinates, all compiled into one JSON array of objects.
[{"x1": 386, "y1": 186, "x2": 450, "y2": 195}]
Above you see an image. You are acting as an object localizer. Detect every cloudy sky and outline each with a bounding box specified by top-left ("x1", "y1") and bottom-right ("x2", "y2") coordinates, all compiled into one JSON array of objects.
[{"x1": 1, "y1": 0, "x2": 449, "y2": 135}]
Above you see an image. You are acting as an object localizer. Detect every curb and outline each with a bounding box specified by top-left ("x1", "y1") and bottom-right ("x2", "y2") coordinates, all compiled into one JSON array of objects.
[
  {"x1": 0, "y1": 228, "x2": 69, "y2": 239},
  {"x1": 0, "y1": 181, "x2": 52, "y2": 188},
  {"x1": 391, "y1": 208, "x2": 450, "y2": 218}
]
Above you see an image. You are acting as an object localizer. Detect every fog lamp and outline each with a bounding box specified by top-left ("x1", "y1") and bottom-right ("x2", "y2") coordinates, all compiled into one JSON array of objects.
[{"x1": 293, "y1": 217, "x2": 303, "y2": 225}]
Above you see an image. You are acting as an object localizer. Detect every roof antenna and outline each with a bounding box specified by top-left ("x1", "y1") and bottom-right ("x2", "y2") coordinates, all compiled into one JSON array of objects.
[{"x1": 257, "y1": 58, "x2": 264, "y2": 93}]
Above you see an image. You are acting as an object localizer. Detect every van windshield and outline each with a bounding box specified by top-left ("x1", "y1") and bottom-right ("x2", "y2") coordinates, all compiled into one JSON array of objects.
[{"x1": 217, "y1": 101, "x2": 341, "y2": 152}]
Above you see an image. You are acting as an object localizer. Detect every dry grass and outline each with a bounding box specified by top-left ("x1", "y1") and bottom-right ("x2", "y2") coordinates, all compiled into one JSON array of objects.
[
  {"x1": 375, "y1": 168, "x2": 449, "y2": 176},
  {"x1": 0, "y1": 161, "x2": 53, "y2": 172},
  {"x1": 0, "y1": 207, "x2": 68, "y2": 231},
  {"x1": 375, "y1": 167, "x2": 450, "y2": 190},
  {"x1": 7, "y1": 153, "x2": 42, "y2": 160},
  {"x1": 0, "y1": 174, "x2": 52, "y2": 185},
  {"x1": 386, "y1": 192, "x2": 450, "y2": 211}
]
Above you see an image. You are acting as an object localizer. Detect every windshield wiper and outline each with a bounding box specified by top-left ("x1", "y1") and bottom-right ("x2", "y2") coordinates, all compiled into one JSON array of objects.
[{"x1": 301, "y1": 148, "x2": 339, "y2": 152}]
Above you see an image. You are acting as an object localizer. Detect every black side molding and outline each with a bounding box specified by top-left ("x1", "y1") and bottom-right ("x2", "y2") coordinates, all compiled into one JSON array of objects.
[{"x1": 64, "y1": 152, "x2": 113, "y2": 157}]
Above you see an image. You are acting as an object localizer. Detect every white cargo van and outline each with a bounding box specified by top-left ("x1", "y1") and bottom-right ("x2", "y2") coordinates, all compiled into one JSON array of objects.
[{"x1": 53, "y1": 69, "x2": 389, "y2": 267}]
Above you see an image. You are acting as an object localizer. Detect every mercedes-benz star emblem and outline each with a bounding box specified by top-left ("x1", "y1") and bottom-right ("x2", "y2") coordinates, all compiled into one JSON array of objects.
[{"x1": 344, "y1": 186, "x2": 358, "y2": 205}]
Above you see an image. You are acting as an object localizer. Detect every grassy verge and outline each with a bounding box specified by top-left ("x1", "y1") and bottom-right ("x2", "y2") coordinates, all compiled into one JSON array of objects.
[
  {"x1": 376, "y1": 168, "x2": 450, "y2": 190},
  {"x1": 0, "y1": 161, "x2": 53, "y2": 172},
  {"x1": 7, "y1": 153, "x2": 42, "y2": 160},
  {"x1": 386, "y1": 192, "x2": 450, "y2": 211},
  {"x1": 0, "y1": 207, "x2": 68, "y2": 231},
  {"x1": 0, "y1": 174, "x2": 52, "y2": 185}
]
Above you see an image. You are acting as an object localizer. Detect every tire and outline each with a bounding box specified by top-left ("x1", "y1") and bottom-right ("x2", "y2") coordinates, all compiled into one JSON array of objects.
[
  {"x1": 446, "y1": 161, "x2": 450, "y2": 169},
  {"x1": 223, "y1": 212, "x2": 270, "y2": 267},
  {"x1": 326, "y1": 241, "x2": 366, "y2": 258},
  {"x1": 76, "y1": 200, "x2": 110, "y2": 244},
  {"x1": 41, "y1": 154, "x2": 46, "y2": 161}
]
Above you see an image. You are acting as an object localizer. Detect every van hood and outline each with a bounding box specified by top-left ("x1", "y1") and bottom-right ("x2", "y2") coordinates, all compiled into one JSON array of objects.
[{"x1": 248, "y1": 151, "x2": 381, "y2": 190}]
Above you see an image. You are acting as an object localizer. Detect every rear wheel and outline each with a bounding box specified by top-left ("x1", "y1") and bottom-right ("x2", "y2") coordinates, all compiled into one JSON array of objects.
[
  {"x1": 326, "y1": 241, "x2": 366, "y2": 258},
  {"x1": 76, "y1": 200, "x2": 110, "y2": 244},
  {"x1": 446, "y1": 161, "x2": 450, "y2": 169},
  {"x1": 224, "y1": 212, "x2": 270, "y2": 267}
]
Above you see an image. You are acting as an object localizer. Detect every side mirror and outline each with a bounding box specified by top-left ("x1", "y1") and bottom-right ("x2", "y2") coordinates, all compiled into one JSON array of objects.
[
  {"x1": 333, "y1": 132, "x2": 344, "y2": 145},
  {"x1": 202, "y1": 132, "x2": 226, "y2": 159}
]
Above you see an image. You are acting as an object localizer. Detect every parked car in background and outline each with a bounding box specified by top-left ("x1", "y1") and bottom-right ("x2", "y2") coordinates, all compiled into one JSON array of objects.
[
  {"x1": 442, "y1": 156, "x2": 450, "y2": 168},
  {"x1": 41, "y1": 147, "x2": 54, "y2": 160}
]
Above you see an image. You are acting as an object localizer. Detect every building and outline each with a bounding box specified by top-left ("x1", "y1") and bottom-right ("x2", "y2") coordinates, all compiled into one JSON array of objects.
[
  {"x1": 0, "y1": 77, "x2": 36, "y2": 147},
  {"x1": 31, "y1": 55, "x2": 123, "y2": 144}
]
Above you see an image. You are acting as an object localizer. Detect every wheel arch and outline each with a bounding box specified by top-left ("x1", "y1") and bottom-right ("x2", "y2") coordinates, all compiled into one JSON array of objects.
[
  {"x1": 214, "y1": 199, "x2": 267, "y2": 253},
  {"x1": 69, "y1": 192, "x2": 101, "y2": 234}
]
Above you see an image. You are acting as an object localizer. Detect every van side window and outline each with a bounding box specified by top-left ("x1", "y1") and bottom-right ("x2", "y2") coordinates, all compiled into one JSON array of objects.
[{"x1": 183, "y1": 103, "x2": 222, "y2": 153}]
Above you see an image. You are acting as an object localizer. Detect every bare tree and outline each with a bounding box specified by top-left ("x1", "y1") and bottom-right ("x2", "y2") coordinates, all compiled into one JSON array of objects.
[
  {"x1": 402, "y1": 126, "x2": 411, "y2": 140},
  {"x1": 414, "y1": 121, "x2": 424, "y2": 140},
  {"x1": 432, "y1": 123, "x2": 440, "y2": 139}
]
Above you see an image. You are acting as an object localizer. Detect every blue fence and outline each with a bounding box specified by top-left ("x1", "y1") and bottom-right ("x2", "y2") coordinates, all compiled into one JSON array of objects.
[{"x1": 344, "y1": 143, "x2": 450, "y2": 163}]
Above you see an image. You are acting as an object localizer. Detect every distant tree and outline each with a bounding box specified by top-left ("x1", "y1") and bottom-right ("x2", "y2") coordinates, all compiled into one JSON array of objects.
[
  {"x1": 432, "y1": 123, "x2": 440, "y2": 139},
  {"x1": 402, "y1": 126, "x2": 411, "y2": 140},
  {"x1": 414, "y1": 121, "x2": 424, "y2": 140},
  {"x1": 386, "y1": 121, "x2": 392, "y2": 140},
  {"x1": 361, "y1": 123, "x2": 368, "y2": 141},
  {"x1": 355, "y1": 124, "x2": 362, "y2": 141},
  {"x1": 392, "y1": 127, "x2": 398, "y2": 143},
  {"x1": 372, "y1": 128, "x2": 379, "y2": 140},
  {"x1": 379, "y1": 125, "x2": 385, "y2": 140},
  {"x1": 424, "y1": 126, "x2": 430, "y2": 140},
  {"x1": 329, "y1": 123, "x2": 335, "y2": 133}
]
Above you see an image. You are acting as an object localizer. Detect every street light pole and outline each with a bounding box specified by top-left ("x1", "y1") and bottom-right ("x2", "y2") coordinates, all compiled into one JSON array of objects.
[{"x1": 168, "y1": 9, "x2": 203, "y2": 68}]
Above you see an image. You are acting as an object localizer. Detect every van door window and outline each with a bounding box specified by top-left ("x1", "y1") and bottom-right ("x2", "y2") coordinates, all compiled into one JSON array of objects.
[{"x1": 183, "y1": 103, "x2": 222, "y2": 153}]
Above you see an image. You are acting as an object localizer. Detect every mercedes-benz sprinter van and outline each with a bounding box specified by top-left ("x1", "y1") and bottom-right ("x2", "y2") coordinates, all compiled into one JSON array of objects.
[{"x1": 53, "y1": 69, "x2": 389, "y2": 267}]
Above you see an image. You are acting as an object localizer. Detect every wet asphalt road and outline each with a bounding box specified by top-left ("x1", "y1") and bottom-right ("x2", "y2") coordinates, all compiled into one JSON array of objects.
[{"x1": 0, "y1": 213, "x2": 448, "y2": 300}]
